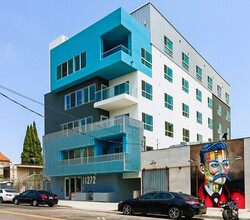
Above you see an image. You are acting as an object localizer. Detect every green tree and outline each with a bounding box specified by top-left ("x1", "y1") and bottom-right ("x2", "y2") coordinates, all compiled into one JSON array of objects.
[{"x1": 21, "y1": 122, "x2": 43, "y2": 165}]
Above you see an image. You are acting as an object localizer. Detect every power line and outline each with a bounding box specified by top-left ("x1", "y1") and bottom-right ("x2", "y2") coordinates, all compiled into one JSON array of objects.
[{"x1": 0, "y1": 88, "x2": 141, "y2": 146}]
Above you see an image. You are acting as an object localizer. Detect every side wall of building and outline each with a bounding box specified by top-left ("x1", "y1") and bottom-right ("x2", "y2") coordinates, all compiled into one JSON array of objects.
[{"x1": 244, "y1": 138, "x2": 250, "y2": 209}]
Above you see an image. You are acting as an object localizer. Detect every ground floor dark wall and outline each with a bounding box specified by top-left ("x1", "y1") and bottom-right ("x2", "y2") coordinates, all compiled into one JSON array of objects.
[{"x1": 50, "y1": 173, "x2": 140, "y2": 202}]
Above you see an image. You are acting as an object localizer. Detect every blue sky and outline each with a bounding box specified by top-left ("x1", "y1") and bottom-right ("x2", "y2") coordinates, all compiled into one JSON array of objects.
[{"x1": 1, "y1": 0, "x2": 249, "y2": 163}]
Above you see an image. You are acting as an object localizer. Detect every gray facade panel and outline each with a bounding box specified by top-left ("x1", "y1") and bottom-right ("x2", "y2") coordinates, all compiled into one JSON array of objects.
[
  {"x1": 44, "y1": 77, "x2": 109, "y2": 134},
  {"x1": 212, "y1": 94, "x2": 231, "y2": 141}
]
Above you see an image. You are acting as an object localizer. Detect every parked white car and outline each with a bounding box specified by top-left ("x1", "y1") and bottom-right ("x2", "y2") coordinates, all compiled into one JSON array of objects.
[{"x1": 0, "y1": 189, "x2": 19, "y2": 203}]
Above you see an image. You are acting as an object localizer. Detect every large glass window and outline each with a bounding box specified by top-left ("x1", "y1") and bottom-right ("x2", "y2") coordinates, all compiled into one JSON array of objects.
[
  {"x1": 56, "y1": 51, "x2": 87, "y2": 80},
  {"x1": 182, "y1": 52, "x2": 189, "y2": 71},
  {"x1": 208, "y1": 76, "x2": 213, "y2": 90},
  {"x1": 142, "y1": 80, "x2": 153, "y2": 100},
  {"x1": 80, "y1": 52, "x2": 86, "y2": 69},
  {"x1": 196, "y1": 66, "x2": 202, "y2": 82},
  {"x1": 164, "y1": 65, "x2": 173, "y2": 83},
  {"x1": 182, "y1": 103, "x2": 189, "y2": 118},
  {"x1": 217, "y1": 104, "x2": 222, "y2": 116},
  {"x1": 218, "y1": 123, "x2": 222, "y2": 134},
  {"x1": 68, "y1": 58, "x2": 74, "y2": 75},
  {"x1": 196, "y1": 89, "x2": 202, "y2": 102},
  {"x1": 182, "y1": 78, "x2": 189, "y2": 93},
  {"x1": 164, "y1": 93, "x2": 173, "y2": 110},
  {"x1": 197, "y1": 111, "x2": 202, "y2": 124},
  {"x1": 141, "y1": 48, "x2": 152, "y2": 69},
  {"x1": 183, "y1": 128, "x2": 190, "y2": 142},
  {"x1": 225, "y1": 93, "x2": 230, "y2": 105},
  {"x1": 208, "y1": 118, "x2": 213, "y2": 129},
  {"x1": 217, "y1": 85, "x2": 222, "y2": 98},
  {"x1": 208, "y1": 97, "x2": 213, "y2": 109},
  {"x1": 226, "y1": 110, "x2": 230, "y2": 121},
  {"x1": 164, "y1": 36, "x2": 173, "y2": 57},
  {"x1": 197, "y1": 134, "x2": 203, "y2": 142},
  {"x1": 142, "y1": 113, "x2": 153, "y2": 131},
  {"x1": 74, "y1": 55, "x2": 80, "y2": 72},
  {"x1": 165, "y1": 122, "x2": 173, "y2": 137},
  {"x1": 64, "y1": 84, "x2": 96, "y2": 110}
]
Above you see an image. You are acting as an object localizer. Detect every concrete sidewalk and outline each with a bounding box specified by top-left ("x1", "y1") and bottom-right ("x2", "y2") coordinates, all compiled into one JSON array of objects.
[{"x1": 58, "y1": 200, "x2": 250, "y2": 219}]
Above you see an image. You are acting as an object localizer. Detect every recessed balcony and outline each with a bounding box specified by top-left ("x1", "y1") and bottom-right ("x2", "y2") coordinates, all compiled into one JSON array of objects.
[{"x1": 94, "y1": 82, "x2": 138, "y2": 111}]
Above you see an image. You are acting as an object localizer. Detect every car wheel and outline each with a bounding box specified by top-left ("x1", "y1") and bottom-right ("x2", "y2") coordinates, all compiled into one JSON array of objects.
[
  {"x1": 32, "y1": 200, "x2": 38, "y2": 206},
  {"x1": 122, "y1": 204, "x2": 133, "y2": 215},
  {"x1": 14, "y1": 199, "x2": 19, "y2": 205},
  {"x1": 48, "y1": 204, "x2": 54, "y2": 207},
  {"x1": 168, "y1": 206, "x2": 181, "y2": 219},
  {"x1": 0, "y1": 197, "x2": 3, "y2": 203}
]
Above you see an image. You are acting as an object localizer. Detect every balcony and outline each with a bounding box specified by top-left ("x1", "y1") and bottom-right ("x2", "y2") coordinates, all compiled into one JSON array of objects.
[
  {"x1": 94, "y1": 82, "x2": 138, "y2": 111},
  {"x1": 57, "y1": 153, "x2": 139, "y2": 175},
  {"x1": 102, "y1": 45, "x2": 131, "y2": 59},
  {"x1": 43, "y1": 117, "x2": 144, "y2": 177}
]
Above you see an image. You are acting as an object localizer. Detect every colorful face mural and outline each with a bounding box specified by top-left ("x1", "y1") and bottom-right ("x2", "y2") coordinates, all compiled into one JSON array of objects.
[{"x1": 190, "y1": 141, "x2": 245, "y2": 209}]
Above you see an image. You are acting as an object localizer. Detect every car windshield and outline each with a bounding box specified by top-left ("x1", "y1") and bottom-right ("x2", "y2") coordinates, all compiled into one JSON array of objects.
[{"x1": 5, "y1": 189, "x2": 18, "y2": 193}]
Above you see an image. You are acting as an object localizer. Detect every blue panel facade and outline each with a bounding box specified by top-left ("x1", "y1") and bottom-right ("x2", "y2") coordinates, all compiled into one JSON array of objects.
[
  {"x1": 45, "y1": 6, "x2": 148, "y2": 202},
  {"x1": 50, "y1": 8, "x2": 152, "y2": 92},
  {"x1": 44, "y1": 117, "x2": 143, "y2": 177}
]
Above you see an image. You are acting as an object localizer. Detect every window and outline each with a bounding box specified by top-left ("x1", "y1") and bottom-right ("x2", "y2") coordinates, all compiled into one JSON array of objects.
[
  {"x1": 208, "y1": 97, "x2": 213, "y2": 109},
  {"x1": 225, "y1": 93, "x2": 230, "y2": 105},
  {"x1": 196, "y1": 89, "x2": 202, "y2": 102},
  {"x1": 182, "y1": 78, "x2": 189, "y2": 93},
  {"x1": 217, "y1": 104, "x2": 222, "y2": 116},
  {"x1": 197, "y1": 134, "x2": 203, "y2": 142},
  {"x1": 218, "y1": 123, "x2": 222, "y2": 134},
  {"x1": 165, "y1": 122, "x2": 173, "y2": 137},
  {"x1": 56, "y1": 51, "x2": 87, "y2": 80},
  {"x1": 182, "y1": 52, "x2": 189, "y2": 71},
  {"x1": 226, "y1": 128, "x2": 230, "y2": 137},
  {"x1": 80, "y1": 52, "x2": 87, "y2": 69},
  {"x1": 217, "y1": 85, "x2": 222, "y2": 98},
  {"x1": 62, "y1": 116, "x2": 93, "y2": 132},
  {"x1": 68, "y1": 58, "x2": 73, "y2": 75},
  {"x1": 226, "y1": 110, "x2": 230, "y2": 121},
  {"x1": 208, "y1": 118, "x2": 213, "y2": 129},
  {"x1": 196, "y1": 66, "x2": 202, "y2": 82},
  {"x1": 164, "y1": 65, "x2": 173, "y2": 83},
  {"x1": 182, "y1": 103, "x2": 189, "y2": 118},
  {"x1": 164, "y1": 36, "x2": 173, "y2": 57},
  {"x1": 74, "y1": 55, "x2": 80, "y2": 71},
  {"x1": 164, "y1": 93, "x2": 173, "y2": 110},
  {"x1": 183, "y1": 128, "x2": 190, "y2": 142},
  {"x1": 142, "y1": 113, "x2": 153, "y2": 131},
  {"x1": 141, "y1": 48, "x2": 152, "y2": 69},
  {"x1": 82, "y1": 147, "x2": 94, "y2": 158},
  {"x1": 197, "y1": 111, "x2": 202, "y2": 124},
  {"x1": 208, "y1": 76, "x2": 213, "y2": 90},
  {"x1": 142, "y1": 80, "x2": 153, "y2": 100},
  {"x1": 64, "y1": 84, "x2": 96, "y2": 110}
]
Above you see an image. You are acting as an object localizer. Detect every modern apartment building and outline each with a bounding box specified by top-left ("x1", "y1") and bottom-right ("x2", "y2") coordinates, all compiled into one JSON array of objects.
[{"x1": 44, "y1": 3, "x2": 230, "y2": 201}]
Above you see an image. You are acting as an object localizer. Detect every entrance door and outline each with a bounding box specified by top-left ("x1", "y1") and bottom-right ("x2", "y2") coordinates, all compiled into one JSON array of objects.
[{"x1": 65, "y1": 177, "x2": 76, "y2": 199}]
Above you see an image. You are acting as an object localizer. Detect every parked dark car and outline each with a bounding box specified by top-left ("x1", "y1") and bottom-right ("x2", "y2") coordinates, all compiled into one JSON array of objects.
[
  {"x1": 118, "y1": 191, "x2": 207, "y2": 219},
  {"x1": 13, "y1": 190, "x2": 58, "y2": 207}
]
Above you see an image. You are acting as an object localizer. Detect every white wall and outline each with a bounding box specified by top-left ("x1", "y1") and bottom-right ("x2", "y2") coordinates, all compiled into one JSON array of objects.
[
  {"x1": 141, "y1": 145, "x2": 192, "y2": 194},
  {"x1": 108, "y1": 46, "x2": 213, "y2": 151}
]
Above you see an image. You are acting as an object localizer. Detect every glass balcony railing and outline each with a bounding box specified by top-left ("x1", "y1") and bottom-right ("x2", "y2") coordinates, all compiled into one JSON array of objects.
[
  {"x1": 101, "y1": 45, "x2": 131, "y2": 59},
  {"x1": 95, "y1": 82, "x2": 137, "y2": 102}
]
